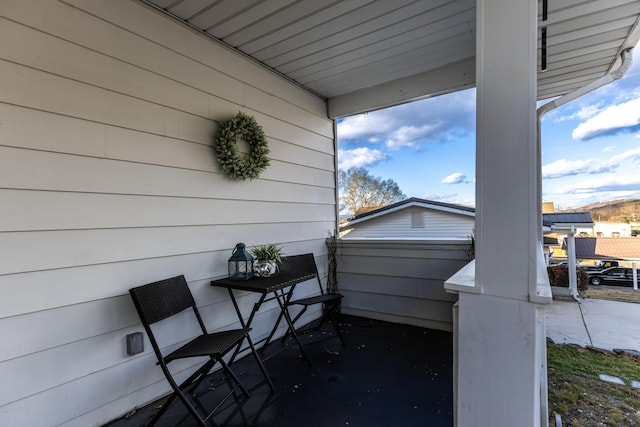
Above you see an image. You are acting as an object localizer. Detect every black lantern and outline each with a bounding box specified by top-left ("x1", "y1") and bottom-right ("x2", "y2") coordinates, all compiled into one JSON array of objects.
[{"x1": 228, "y1": 243, "x2": 253, "y2": 280}]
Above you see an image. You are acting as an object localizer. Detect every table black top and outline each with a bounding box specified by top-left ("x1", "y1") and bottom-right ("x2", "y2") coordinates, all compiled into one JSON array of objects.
[{"x1": 211, "y1": 271, "x2": 317, "y2": 294}]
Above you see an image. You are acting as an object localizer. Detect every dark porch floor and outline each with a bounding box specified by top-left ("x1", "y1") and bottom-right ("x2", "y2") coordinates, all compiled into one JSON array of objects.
[{"x1": 106, "y1": 315, "x2": 453, "y2": 427}]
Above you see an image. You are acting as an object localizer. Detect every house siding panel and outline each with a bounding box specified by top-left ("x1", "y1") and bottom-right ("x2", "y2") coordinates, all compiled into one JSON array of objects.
[
  {"x1": 342, "y1": 207, "x2": 474, "y2": 239},
  {"x1": 0, "y1": 1, "x2": 333, "y2": 425},
  {"x1": 335, "y1": 240, "x2": 469, "y2": 332}
]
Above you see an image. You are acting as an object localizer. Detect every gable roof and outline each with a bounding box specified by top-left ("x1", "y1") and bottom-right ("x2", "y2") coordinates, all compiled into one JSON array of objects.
[
  {"x1": 543, "y1": 212, "x2": 594, "y2": 229},
  {"x1": 343, "y1": 207, "x2": 594, "y2": 229},
  {"x1": 344, "y1": 206, "x2": 596, "y2": 229},
  {"x1": 342, "y1": 197, "x2": 475, "y2": 228},
  {"x1": 566, "y1": 237, "x2": 640, "y2": 260}
]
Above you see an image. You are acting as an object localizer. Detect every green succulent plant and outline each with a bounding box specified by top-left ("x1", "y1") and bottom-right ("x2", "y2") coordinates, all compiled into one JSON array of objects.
[{"x1": 250, "y1": 243, "x2": 285, "y2": 262}]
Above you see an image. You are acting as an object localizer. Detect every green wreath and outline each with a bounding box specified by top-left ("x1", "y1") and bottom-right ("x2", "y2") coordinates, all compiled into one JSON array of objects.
[{"x1": 214, "y1": 112, "x2": 270, "y2": 180}]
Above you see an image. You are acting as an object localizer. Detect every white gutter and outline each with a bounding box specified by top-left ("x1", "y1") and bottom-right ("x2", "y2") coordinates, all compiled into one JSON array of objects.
[
  {"x1": 537, "y1": 49, "x2": 634, "y2": 118},
  {"x1": 537, "y1": 48, "x2": 634, "y2": 237},
  {"x1": 566, "y1": 226, "x2": 578, "y2": 298},
  {"x1": 536, "y1": 48, "x2": 634, "y2": 300}
]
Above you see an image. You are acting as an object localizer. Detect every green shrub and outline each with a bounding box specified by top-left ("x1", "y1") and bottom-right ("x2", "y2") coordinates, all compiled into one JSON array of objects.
[{"x1": 547, "y1": 265, "x2": 589, "y2": 291}]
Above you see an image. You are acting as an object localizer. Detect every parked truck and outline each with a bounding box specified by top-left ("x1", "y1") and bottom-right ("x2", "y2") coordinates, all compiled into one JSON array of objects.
[{"x1": 584, "y1": 260, "x2": 619, "y2": 273}]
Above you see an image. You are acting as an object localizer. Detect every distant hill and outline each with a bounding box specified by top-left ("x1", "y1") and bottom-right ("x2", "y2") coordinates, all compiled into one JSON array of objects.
[{"x1": 561, "y1": 198, "x2": 640, "y2": 223}]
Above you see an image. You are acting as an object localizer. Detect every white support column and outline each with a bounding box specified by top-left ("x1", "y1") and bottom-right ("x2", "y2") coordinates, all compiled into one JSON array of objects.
[{"x1": 454, "y1": 0, "x2": 549, "y2": 425}]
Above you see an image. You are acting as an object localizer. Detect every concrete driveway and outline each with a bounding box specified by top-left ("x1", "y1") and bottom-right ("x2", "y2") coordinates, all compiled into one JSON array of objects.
[{"x1": 545, "y1": 297, "x2": 640, "y2": 353}]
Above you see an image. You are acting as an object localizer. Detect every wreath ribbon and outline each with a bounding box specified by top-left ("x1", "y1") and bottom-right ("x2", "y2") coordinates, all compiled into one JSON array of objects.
[{"x1": 214, "y1": 112, "x2": 270, "y2": 180}]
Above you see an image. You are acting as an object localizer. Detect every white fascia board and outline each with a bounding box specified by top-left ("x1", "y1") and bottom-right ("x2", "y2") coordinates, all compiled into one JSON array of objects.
[{"x1": 327, "y1": 57, "x2": 476, "y2": 119}]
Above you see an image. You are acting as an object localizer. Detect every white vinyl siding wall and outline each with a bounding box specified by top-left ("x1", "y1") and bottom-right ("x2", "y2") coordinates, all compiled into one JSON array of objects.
[
  {"x1": 336, "y1": 240, "x2": 468, "y2": 331},
  {"x1": 342, "y1": 207, "x2": 474, "y2": 239},
  {"x1": 0, "y1": 1, "x2": 334, "y2": 425}
]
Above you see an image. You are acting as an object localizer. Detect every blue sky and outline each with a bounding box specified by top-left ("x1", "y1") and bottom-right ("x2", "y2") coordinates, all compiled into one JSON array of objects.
[{"x1": 337, "y1": 45, "x2": 640, "y2": 210}]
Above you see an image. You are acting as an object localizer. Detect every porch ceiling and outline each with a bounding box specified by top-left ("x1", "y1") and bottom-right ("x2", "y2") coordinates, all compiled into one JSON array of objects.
[{"x1": 141, "y1": 0, "x2": 640, "y2": 117}]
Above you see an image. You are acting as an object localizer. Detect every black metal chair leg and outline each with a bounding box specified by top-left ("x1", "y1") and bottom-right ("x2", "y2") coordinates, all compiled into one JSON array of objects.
[{"x1": 275, "y1": 290, "x2": 312, "y2": 366}]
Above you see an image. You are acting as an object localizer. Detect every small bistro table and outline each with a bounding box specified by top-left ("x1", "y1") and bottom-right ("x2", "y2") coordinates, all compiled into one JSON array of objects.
[{"x1": 210, "y1": 271, "x2": 317, "y2": 390}]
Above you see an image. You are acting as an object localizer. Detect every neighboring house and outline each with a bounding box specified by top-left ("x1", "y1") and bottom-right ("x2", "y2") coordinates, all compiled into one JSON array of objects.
[
  {"x1": 339, "y1": 202, "x2": 590, "y2": 272},
  {"x1": 543, "y1": 212, "x2": 595, "y2": 261},
  {"x1": 339, "y1": 206, "x2": 593, "y2": 263},
  {"x1": 340, "y1": 204, "x2": 593, "y2": 245},
  {"x1": 542, "y1": 212, "x2": 594, "y2": 232},
  {"x1": 593, "y1": 222, "x2": 632, "y2": 237},
  {"x1": 569, "y1": 237, "x2": 640, "y2": 263},
  {"x1": 542, "y1": 235, "x2": 560, "y2": 264},
  {"x1": 543, "y1": 212, "x2": 595, "y2": 297},
  {"x1": 340, "y1": 198, "x2": 475, "y2": 240}
]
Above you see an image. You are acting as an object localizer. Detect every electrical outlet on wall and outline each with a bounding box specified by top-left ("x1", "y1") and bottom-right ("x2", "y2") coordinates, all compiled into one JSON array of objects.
[{"x1": 126, "y1": 332, "x2": 144, "y2": 355}]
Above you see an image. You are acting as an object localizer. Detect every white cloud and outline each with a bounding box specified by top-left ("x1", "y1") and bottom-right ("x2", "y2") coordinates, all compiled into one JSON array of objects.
[
  {"x1": 607, "y1": 147, "x2": 640, "y2": 164},
  {"x1": 337, "y1": 88, "x2": 476, "y2": 149},
  {"x1": 554, "y1": 104, "x2": 602, "y2": 122},
  {"x1": 574, "y1": 105, "x2": 601, "y2": 120},
  {"x1": 572, "y1": 97, "x2": 640, "y2": 140},
  {"x1": 422, "y1": 193, "x2": 476, "y2": 207},
  {"x1": 422, "y1": 193, "x2": 457, "y2": 201},
  {"x1": 542, "y1": 158, "x2": 595, "y2": 179},
  {"x1": 441, "y1": 172, "x2": 468, "y2": 184},
  {"x1": 543, "y1": 148, "x2": 640, "y2": 179},
  {"x1": 386, "y1": 124, "x2": 440, "y2": 149},
  {"x1": 338, "y1": 147, "x2": 388, "y2": 170},
  {"x1": 553, "y1": 175, "x2": 640, "y2": 195},
  {"x1": 337, "y1": 114, "x2": 396, "y2": 143},
  {"x1": 603, "y1": 145, "x2": 616, "y2": 152}
]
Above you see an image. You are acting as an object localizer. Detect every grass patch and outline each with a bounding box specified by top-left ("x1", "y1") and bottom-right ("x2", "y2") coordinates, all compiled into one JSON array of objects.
[
  {"x1": 548, "y1": 343, "x2": 640, "y2": 426},
  {"x1": 581, "y1": 287, "x2": 640, "y2": 304}
]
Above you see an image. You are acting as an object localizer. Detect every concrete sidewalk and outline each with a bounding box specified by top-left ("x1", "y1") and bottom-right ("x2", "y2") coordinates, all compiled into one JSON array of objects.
[{"x1": 545, "y1": 297, "x2": 640, "y2": 353}]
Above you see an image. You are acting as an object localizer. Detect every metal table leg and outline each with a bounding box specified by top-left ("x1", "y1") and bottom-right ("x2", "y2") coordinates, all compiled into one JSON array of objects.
[{"x1": 226, "y1": 288, "x2": 275, "y2": 391}]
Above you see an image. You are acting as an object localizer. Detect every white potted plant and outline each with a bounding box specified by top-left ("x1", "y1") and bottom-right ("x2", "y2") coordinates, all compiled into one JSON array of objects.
[{"x1": 251, "y1": 243, "x2": 284, "y2": 277}]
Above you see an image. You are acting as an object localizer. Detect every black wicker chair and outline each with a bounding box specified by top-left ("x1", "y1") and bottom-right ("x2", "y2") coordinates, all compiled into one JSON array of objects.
[
  {"x1": 129, "y1": 275, "x2": 251, "y2": 427},
  {"x1": 278, "y1": 253, "x2": 345, "y2": 346}
]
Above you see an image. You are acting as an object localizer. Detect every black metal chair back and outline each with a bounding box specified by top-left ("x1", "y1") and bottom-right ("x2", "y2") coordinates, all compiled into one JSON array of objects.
[
  {"x1": 129, "y1": 275, "x2": 250, "y2": 426},
  {"x1": 130, "y1": 275, "x2": 204, "y2": 328},
  {"x1": 279, "y1": 253, "x2": 321, "y2": 287}
]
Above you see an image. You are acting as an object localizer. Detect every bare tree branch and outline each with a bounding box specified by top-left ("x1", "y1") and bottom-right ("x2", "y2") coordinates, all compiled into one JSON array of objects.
[{"x1": 338, "y1": 167, "x2": 406, "y2": 218}]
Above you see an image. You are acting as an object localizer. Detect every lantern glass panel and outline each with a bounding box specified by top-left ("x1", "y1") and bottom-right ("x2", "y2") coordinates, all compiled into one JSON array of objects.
[{"x1": 228, "y1": 243, "x2": 253, "y2": 280}]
